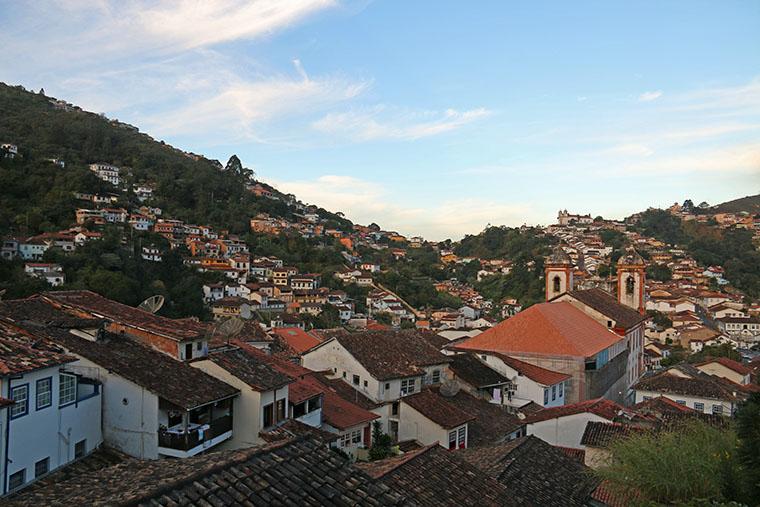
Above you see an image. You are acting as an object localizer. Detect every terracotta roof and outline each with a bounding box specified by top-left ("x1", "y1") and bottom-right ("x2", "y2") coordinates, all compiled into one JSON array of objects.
[
  {"x1": 554, "y1": 445, "x2": 586, "y2": 463},
  {"x1": 38, "y1": 328, "x2": 238, "y2": 410},
  {"x1": 6, "y1": 437, "x2": 404, "y2": 506},
  {"x1": 460, "y1": 436, "x2": 599, "y2": 507},
  {"x1": 494, "y1": 353, "x2": 571, "y2": 386},
  {"x1": 0, "y1": 320, "x2": 77, "y2": 376},
  {"x1": 356, "y1": 444, "x2": 517, "y2": 506},
  {"x1": 448, "y1": 354, "x2": 509, "y2": 388},
  {"x1": 324, "y1": 377, "x2": 382, "y2": 410},
  {"x1": 580, "y1": 421, "x2": 647, "y2": 447},
  {"x1": 43, "y1": 290, "x2": 204, "y2": 342},
  {"x1": 0, "y1": 297, "x2": 104, "y2": 329},
  {"x1": 258, "y1": 419, "x2": 338, "y2": 444},
  {"x1": 401, "y1": 388, "x2": 475, "y2": 430},
  {"x1": 316, "y1": 330, "x2": 450, "y2": 380},
  {"x1": 524, "y1": 398, "x2": 624, "y2": 424},
  {"x1": 632, "y1": 395, "x2": 695, "y2": 414},
  {"x1": 208, "y1": 348, "x2": 292, "y2": 392},
  {"x1": 695, "y1": 357, "x2": 752, "y2": 376},
  {"x1": 310, "y1": 375, "x2": 380, "y2": 430},
  {"x1": 633, "y1": 364, "x2": 746, "y2": 402},
  {"x1": 563, "y1": 288, "x2": 648, "y2": 329},
  {"x1": 453, "y1": 302, "x2": 623, "y2": 359},
  {"x1": 271, "y1": 327, "x2": 321, "y2": 354}
]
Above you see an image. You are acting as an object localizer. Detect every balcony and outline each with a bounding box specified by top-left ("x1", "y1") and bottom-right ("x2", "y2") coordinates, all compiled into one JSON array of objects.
[{"x1": 158, "y1": 415, "x2": 233, "y2": 458}]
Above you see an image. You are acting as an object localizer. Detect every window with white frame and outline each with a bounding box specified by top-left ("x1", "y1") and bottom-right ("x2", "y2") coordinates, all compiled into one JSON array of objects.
[
  {"x1": 712, "y1": 404, "x2": 723, "y2": 415},
  {"x1": 36, "y1": 377, "x2": 52, "y2": 410},
  {"x1": 431, "y1": 370, "x2": 441, "y2": 383},
  {"x1": 10, "y1": 385, "x2": 28, "y2": 418},
  {"x1": 59, "y1": 373, "x2": 77, "y2": 406},
  {"x1": 400, "y1": 378, "x2": 416, "y2": 396},
  {"x1": 448, "y1": 426, "x2": 466, "y2": 449},
  {"x1": 694, "y1": 402, "x2": 704, "y2": 412},
  {"x1": 448, "y1": 430, "x2": 457, "y2": 450},
  {"x1": 558, "y1": 382, "x2": 564, "y2": 397},
  {"x1": 552, "y1": 385, "x2": 557, "y2": 401},
  {"x1": 543, "y1": 388, "x2": 549, "y2": 405}
]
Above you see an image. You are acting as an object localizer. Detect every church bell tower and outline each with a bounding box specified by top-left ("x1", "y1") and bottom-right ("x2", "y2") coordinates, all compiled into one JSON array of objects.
[
  {"x1": 545, "y1": 245, "x2": 574, "y2": 301},
  {"x1": 616, "y1": 248, "x2": 646, "y2": 314}
]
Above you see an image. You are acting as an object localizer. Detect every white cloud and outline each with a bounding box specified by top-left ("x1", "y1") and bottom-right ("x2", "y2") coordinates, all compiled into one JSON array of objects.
[
  {"x1": 268, "y1": 174, "x2": 532, "y2": 240},
  {"x1": 638, "y1": 90, "x2": 663, "y2": 102},
  {"x1": 312, "y1": 106, "x2": 491, "y2": 141}
]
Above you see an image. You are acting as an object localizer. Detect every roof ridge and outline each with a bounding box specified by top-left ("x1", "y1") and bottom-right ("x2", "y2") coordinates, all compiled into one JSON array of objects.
[{"x1": 117, "y1": 436, "x2": 309, "y2": 506}]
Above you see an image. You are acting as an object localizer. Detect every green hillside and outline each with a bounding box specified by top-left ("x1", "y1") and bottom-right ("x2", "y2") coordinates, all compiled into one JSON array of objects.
[{"x1": 710, "y1": 194, "x2": 760, "y2": 214}]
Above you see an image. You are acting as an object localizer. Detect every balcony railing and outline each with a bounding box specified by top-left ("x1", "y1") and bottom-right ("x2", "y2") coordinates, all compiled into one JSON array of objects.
[{"x1": 158, "y1": 415, "x2": 233, "y2": 451}]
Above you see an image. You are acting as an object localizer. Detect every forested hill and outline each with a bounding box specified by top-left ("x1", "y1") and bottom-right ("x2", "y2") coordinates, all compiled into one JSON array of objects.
[
  {"x1": 0, "y1": 82, "x2": 350, "y2": 237},
  {"x1": 710, "y1": 194, "x2": 760, "y2": 214}
]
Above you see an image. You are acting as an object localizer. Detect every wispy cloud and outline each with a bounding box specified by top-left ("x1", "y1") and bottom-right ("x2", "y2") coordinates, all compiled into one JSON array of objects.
[
  {"x1": 312, "y1": 106, "x2": 491, "y2": 141},
  {"x1": 639, "y1": 90, "x2": 663, "y2": 102},
  {"x1": 269, "y1": 174, "x2": 533, "y2": 240}
]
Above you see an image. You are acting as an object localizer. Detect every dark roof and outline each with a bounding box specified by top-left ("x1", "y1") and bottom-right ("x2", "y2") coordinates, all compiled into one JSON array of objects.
[
  {"x1": 208, "y1": 348, "x2": 292, "y2": 392},
  {"x1": 427, "y1": 386, "x2": 524, "y2": 447},
  {"x1": 581, "y1": 421, "x2": 647, "y2": 447},
  {"x1": 460, "y1": 436, "x2": 600, "y2": 507},
  {"x1": 564, "y1": 288, "x2": 648, "y2": 329},
  {"x1": 38, "y1": 328, "x2": 238, "y2": 410},
  {"x1": 258, "y1": 419, "x2": 338, "y2": 444},
  {"x1": 6, "y1": 437, "x2": 406, "y2": 506},
  {"x1": 401, "y1": 388, "x2": 475, "y2": 429},
  {"x1": 305, "y1": 375, "x2": 379, "y2": 430},
  {"x1": 633, "y1": 364, "x2": 745, "y2": 402},
  {"x1": 43, "y1": 290, "x2": 205, "y2": 342},
  {"x1": 317, "y1": 330, "x2": 450, "y2": 380},
  {"x1": 494, "y1": 353, "x2": 571, "y2": 386},
  {"x1": 324, "y1": 377, "x2": 383, "y2": 411},
  {"x1": 449, "y1": 354, "x2": 509, "y2": 388},
  {"x1": 523, "y1": 398, "x2": 624, "y2": 424},
  {"x1": 0, "y1": 297, "x2": 104, "y2": 329},
  {"x1": 0, "y1": 320, "x2": 76, "y2": 376},
  {"x1": 356, "y1": 444, "x2": 517, "y2": 506}
]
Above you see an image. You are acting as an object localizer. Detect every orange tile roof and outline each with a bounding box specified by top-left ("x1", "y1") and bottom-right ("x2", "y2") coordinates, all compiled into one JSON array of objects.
[
  {"x1": 453, "y1": 302, "x2": 622, "y2": 359},
  {"x1": 271, "y1": 327, "x2": 321, "y2": 354}
]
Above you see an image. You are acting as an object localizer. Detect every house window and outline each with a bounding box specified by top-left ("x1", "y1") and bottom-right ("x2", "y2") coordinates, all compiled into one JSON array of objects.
[
  {"x1": 607, "y1": 320, "x2": 613, "y2": 328},
  {"x1": 196, "y1": 342, "x2": 202, "y2": 351},
  {"x1": 363, "y1": 380, "x2": 368, "y2": 388},
  {"x1": 391, "y1": 401, "x2": 399, "y2": 416},
  {"x1": 694, "y1": 402, "x2": 705, "y2": 412},
  {"x1": 342, "y1": 371, "x2": 347, "y2": 378},
  {"x1": 642, "y1": 395, "x2": 652, "y2": 401},
  {"x1": 552, "y1": 385, "x2": 557, "y2": 401},
  {"x1": 543, "y1": 389, "x2": 549, "y2": 405},
  {"x1": 400, "y1": 378, "x2": 416, "y2": 396},
  {"x1": 352, "y1": 429, "x2": 361, "y2": 444},
  {"x1": 8, "y1": 470, "x2": 25, "y2": 491},
  {"x1": 10, "y1": 384, "x2": 28, "y2": 418},
  {"x1": 448, "y1": 430, "x2": 457, "y2": 450},
  {"x1": 74, "y1": 439, "x2": 86, "y2": 459},
  {"x1": 675, "y1": 400, "x2": 686, "y2": 405},
  {"x1": 184, "y1": 343, "x2": 193, "y2": 359},
  {"x1": 458, "y1": 426, "x2": 466, "y2": 449},
  {"x1": 59, "y1": 374, "x2": 76, "y2": 406},
  {"x1": 263, "y1": 403, "x2": 274, "y2": 427},
  {"x1": 36, "y1": 378, "x2": 52, "y2": 410},
  {"x1": 385, "y1": 382, "x2": 390, "y2": 390},
  {"x1": 712, "y1": 404, "x2": 723, "y2": 415},
  {"x1": 353, "y1": 374, "x2": 360, "y2": 386},
  {"x1": 276, "y1": 399, "x2": 286, "y2": 422},
  {"x1": 432, "y1": 370, "x2": 441, "y2": 383},
  {"x1": 293, "y1": 402, "x2": 306, "y2": 418},
  {"x1": 35, "y1": 457, "x2": 50, "y2": 478},
  {"x1": 559, "y1": 382, "x2": 564, "y2": 397}
]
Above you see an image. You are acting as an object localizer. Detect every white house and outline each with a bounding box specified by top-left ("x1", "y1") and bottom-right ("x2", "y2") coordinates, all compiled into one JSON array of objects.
[
  {"x1": 24, "y1": 263, "x2": 64, "y2": 286},
  {"x1": 89, "y1": 163, "x2": 120, "y2": 186},
  {"x1": 0, "y1": 321, "x2": 103, "y2": 495},
  {"x1": 524, "y1": 398, "x2": 625, "y2": 449},
  {"x1": 633, "y1": 364, "x2": 747, "y2": 416},
  {"x1": 398, "y1": 388, "x2": 473, "y2": 450},
  {"x1": 192, "y1": 346, "x2": 292, "y2": 450}
]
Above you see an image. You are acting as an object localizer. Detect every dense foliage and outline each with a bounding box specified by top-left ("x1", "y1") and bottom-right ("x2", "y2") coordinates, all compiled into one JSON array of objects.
[
  {"x1": 634, "y1": 209, "x2": 760, "y2": 299},
  {"x1": 455, "y1": 225, "x2": 553, "y2": 261},
  {"x1": 595, "y1": 419, "x2": 753, "y2": 505}
]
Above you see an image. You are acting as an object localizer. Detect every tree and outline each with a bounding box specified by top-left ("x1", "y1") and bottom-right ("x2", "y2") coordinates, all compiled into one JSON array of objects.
[
  {"x1": 368, "y1": 421, "x2": 393, "y2": 461},
  {"x1": 646, "y1": 309, "x2": 671, "y2": 329},
  {"x1": 646, "y1": 263, "x2": 672, "y2": 282},
  {"x1": 736, "y1": 393, "x2": 760, "y2": 499},
  {"x1": 595, "y1": 420, "x2": 743, "y2": 505},
  {"x1": 224, "y1": 154, "x2": 243, "y2": 174}
]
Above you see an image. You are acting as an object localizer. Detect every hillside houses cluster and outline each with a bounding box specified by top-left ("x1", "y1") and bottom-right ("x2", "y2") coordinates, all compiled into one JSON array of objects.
[
  {"x1": 545, "y1": 209, "x2": 760, "y2": 358},
  {"x1": 2, "y1": 261, "x2": 756, "y2": 504}
]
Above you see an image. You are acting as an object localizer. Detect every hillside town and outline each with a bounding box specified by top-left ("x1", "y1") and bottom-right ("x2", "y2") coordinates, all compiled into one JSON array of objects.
[{"x1": 0, "y1": 190, "x2": 759, "y2": 503}]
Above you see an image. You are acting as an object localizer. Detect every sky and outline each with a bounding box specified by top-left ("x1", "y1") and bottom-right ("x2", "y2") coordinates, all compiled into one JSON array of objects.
[{"x1": 1, "y1": 1, "x2": 759, "y2": 240}]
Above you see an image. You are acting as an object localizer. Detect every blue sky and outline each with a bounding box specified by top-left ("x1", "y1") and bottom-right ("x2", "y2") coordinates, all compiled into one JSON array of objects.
[{"x1": 1, "y1": 1, "x2": 759, "y2": 240}]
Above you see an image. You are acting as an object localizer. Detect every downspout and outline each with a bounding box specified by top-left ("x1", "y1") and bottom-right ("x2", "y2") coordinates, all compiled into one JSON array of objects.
[{"x1": 2, "y1": 379, "x2": 10, "y2": 495}]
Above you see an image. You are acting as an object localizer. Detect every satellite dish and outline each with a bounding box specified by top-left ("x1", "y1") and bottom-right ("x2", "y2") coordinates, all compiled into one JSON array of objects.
[
  {"x1": 138, "y1": 295, "x2": 165, "y2": 314},
  {"x1": 211, "y1": 317, "x2": 245, "y2": 343},
  {"x1": 439, "y1": 380, "x2": 460, "y2": 397}
]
